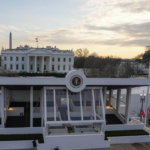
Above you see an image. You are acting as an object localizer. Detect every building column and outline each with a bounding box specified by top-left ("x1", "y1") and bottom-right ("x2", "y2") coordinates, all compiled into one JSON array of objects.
[
  {"x1": 125, "y1": 87, "x2": 132, "y2": 124},
  {"x1": 1, "y1": 86, "x2": 4, "y2": 127},
  {"x1": 34, "y1": 56, "x2": 37, "y2": 73},
  {"x1": 103, "y1": 87, "x2": 107, "y2": 113},
  {"x1": 30, "y1": 86, "x2": 33, "y2": 127},
  {"x1": 42, "y1": 56, "x2": 44, "y2": 73},
  {"x1": 109, "y1": 89, "x2": 113, "y2": 105},
  {"x1": 27, "y1": 56, "x2": 29, "y2": 72},
  {"x1": 49, "y1": 57, "x2": 51, "y2": 72},
  {"x1": 116, "y1": 88, "x2": 121, "y2": 112}
]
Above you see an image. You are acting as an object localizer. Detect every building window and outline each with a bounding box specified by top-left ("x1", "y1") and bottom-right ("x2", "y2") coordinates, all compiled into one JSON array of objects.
[
  {"x1": 63, "y1": 58, "x2": 66, "y2": 62},
  {"x1": 30, "y1": 57, "x2": 33, "y2": 61},
  {"x1": 69, "y1": 65, "x2": 71, "y2": 70},
  {"x1": 52, "y1": 57, "x2": 55, "y2": 62},
  {"x1": 4, "y1": 56, "x2": 7, "y2": 61},
  {"x1": 16, "y1": 57, "x2": 18, "y2": 61},
  {"x1": 22, "y1": 57, "x2": 24, "y2": 61},
  {"x1": 37, "y1": 57, "x2": 40, "y2": 61},
  {"x1": 10, "y1": 57, "x2": 13, "y2": 61},
  {"x1": 30, "y1": 65, "x2": 33, "y2": 70},
  {"x1": 16, "y1": 64, "x2": 18, "y2": 70},
  {"x1": 44, "y1": 65, "x2": 46, "y2": 70},
  {"x1": 58, "y1": 65, "x2": 60, "y2": 70},
  {"x1": 22, "y1": 65, "x2": 24, "y2": 70},
  {"x1": 63, "y1": 65, "x2": 65, "y2": 70},
  {"x1": 44, "y1": 57, "x2": 46, "y2": 62},
  {"x1": 52, "y1": 65, "x2": 54, "y2": 71},
  {"x1": 58, "y1": 58, "x2": 60, "y2": 62},
  {"x1": 10, "y1": 64, "x2": 13, "y2": 69},
  {"x1": 69, "y1": 58, "x2": 71, "y2": 62},
  {"x1": 4, "y1": 64, "x2": 7, "y2": 69}
]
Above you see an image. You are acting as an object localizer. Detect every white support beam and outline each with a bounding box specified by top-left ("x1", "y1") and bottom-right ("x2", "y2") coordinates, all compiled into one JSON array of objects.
[
  {"x1": 30, "y1": 86, "x2": 33, "y2": 127},
  {"x1": 79, "y1": 92, "x2": 83, "y2": 121},
  {"x1": 53, "y1": 89, "x2": 56, "y2": 121},
  {"x1": 103, "y1": 87, "x2": 107, "y2": 113},
  {"x1": 4, "y1": 88, "x2": 7, "y2": 124},
  {"x1": 41, "y1": 88, "x2": 44, "y2": 127},
  {"x1": 109, "y1": 89, "x2": 113, "y2": 105},
  {"x1": 100, "y1": 87, "x2": 105, "y2": 121},
  {"x1": 1, "y1": 87, "x2": 4, "y2": 127},
  {"x1": 40, "y1": 90, "x2": 42, "y2": 122},
  {"x1": 125, "y1": 87, "x2": 132, "y2": 124},
  {"x1": 92, "y1": 89, "x2": 96, "y2": 120},
  {"x1": 44, "y1": 86, "x2": 47, "y2": 127},
  {"x1": 116, "y1": 88, "x2": 121, "y2": 112},
  {"x1": 66, "y1": 89, "x2": 70, "y2": 121},
  {"x1": 84, "y1": 92, "x2": 86, "y2": 111}
]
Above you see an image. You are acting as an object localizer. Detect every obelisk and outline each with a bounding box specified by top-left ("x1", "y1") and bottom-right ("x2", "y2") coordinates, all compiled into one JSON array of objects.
[{"x1": 9, "y1": 32, "x2": 12, "y2": 49}]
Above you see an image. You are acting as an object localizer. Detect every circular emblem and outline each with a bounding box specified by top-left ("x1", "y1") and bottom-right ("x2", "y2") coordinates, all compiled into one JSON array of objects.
[{"x1": 70, "y1": 75, "x2": 83, "y2": 88}]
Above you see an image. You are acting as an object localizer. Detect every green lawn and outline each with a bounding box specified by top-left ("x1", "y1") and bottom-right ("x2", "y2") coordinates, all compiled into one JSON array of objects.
[
  {"x1": 105, "y1": 130, "x2": 149, "y2": 140},
  {"x1": 0, "y1": 134, "x2": 44, "y2": 143}
]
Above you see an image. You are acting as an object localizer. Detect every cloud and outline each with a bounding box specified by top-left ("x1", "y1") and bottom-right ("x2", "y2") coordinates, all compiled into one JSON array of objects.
[
  {"x1": 117, "y1": 0, "x2": 150, "y2": 13},
  {"x1": 0, "y1": 25, "x2": 21, "y2": 31}
]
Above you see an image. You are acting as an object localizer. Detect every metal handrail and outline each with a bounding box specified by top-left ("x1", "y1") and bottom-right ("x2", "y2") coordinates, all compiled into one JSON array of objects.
[{"x1": 106, "y1": 94, "x2": 126, "y2": 104}]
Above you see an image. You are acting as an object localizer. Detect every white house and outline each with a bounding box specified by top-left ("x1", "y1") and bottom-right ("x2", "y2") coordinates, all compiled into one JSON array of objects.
[{"x1": 1, "y1": 33, "x2": 74, "y2": 73}]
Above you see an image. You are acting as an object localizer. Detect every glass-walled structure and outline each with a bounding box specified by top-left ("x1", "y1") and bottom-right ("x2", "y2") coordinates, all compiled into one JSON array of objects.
[{"x1": 45, "y1": 86, "x2": 105, "y2": 125}]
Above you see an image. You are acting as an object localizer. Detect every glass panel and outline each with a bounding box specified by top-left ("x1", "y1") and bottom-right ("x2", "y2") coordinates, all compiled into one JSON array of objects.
[
  {"x1": 55, "y1": 89, "x2": 68, "y2": 121},
  {"x1": 94, "y1": 89, "x2": 102, "y2": 120},
  {"x1": 82, "y1": 89, "x2": 94, "y2": 120},
  {"x1": 46, "y1": 89, "x2": 54, "y2": 121},
  {"x1": 68, "y1": 91, "x2": 81, "y2": 121}
]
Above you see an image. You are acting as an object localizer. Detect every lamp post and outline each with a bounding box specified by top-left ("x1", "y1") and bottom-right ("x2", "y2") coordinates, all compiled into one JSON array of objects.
[{"x1": 140, "y1": 91, "x2": 146, "y2": 122}]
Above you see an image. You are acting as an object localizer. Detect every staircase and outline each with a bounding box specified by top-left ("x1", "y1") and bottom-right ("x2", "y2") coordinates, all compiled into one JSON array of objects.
[
  {"x1": 6, "y1": 102, "x2": 41, "y2": 128},
  {"x1": 106, "y1": 114, "x2": 123, "y2": 125},
  {"x1": 59, "y1": 107, "x2": 68, "y2": 121}
]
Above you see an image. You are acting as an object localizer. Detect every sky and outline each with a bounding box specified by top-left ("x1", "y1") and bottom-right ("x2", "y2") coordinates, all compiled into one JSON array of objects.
[{"x1": 0, "y1": 0, "x2": 150, "y2": 58}]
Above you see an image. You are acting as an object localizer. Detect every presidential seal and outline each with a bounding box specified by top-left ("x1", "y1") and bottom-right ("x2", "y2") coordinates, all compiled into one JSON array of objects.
[{"x1": 70, "y1": 75, "x2": 83, "y2": 88}]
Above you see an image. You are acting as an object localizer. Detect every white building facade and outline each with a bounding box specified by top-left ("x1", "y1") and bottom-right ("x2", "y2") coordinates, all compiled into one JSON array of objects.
[{"x1": 1, "y1": 46, "x2": 74, "y2": 73}]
